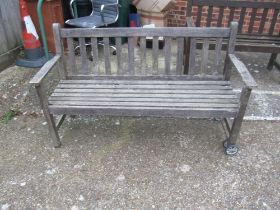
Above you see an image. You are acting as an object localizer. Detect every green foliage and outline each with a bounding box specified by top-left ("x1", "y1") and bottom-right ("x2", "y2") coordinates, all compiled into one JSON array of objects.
[{"x1": 0, "y1": 109, "x2": 20, "y2": 124}]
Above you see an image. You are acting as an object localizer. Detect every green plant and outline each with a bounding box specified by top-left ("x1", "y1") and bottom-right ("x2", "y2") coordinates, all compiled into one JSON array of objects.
[{"x1": 0, "y1": 109, "x2": 20, "y2": 124}]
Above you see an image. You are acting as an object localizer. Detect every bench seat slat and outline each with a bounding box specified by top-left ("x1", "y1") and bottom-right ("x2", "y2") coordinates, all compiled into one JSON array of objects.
[
  {"x1": 49, "y1": 96, "x2": 239, "y2": 104},
  {"x1": 59, "y1": 80, "x2": 231, "y2": 85},
  {"x1": 49, "y1": 105, "x2": 238, "y2": 118},
  {"x1": 51, "y1": 93, "x2": 238, "y2": 99},
  {"x1": 56, "y1": 84, "x2": 233, "y2": 90},
  {"x1": 48, "y1": 79, "x2": 239, "y2": 118}
]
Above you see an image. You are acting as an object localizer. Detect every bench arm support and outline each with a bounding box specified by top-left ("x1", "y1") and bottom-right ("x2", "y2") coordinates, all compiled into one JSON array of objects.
[
  {"x1": 228, "y1": 54, "x2": 257, "y2": 88},
  {"x1": 29, "y1": 55, "x2": 61, "y2": 86},
  {"x1": 186, "y1": 17, "x2": 195, "y2": 27}
]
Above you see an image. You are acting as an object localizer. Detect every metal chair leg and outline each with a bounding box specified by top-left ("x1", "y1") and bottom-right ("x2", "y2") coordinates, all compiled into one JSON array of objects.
[{"x1": 267, "y1": 53, "x2": 277, "y2": 70}]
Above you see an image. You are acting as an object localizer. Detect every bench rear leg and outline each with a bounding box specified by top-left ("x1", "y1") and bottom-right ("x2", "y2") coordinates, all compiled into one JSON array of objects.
[
  {"x1": 35, "y1": 85, "x2": 61, "y2": 148},
  {"x1": 224, "y1": 87, "x2": 252, "y2": 156},
  {"x1": 267, "y1": 53, "x2": 277, "y2": 70}
]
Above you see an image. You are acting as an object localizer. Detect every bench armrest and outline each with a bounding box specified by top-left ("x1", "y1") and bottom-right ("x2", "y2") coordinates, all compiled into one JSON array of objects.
[
  {"x1": 228, "y1": 54, "x2": 257, "y2": 88},
  {"x1": 186, "y1": 17, "x2": 195, "y2": 27},
  {"x1": 30, "y1": 55, "x2": 61, "y2": 86}
]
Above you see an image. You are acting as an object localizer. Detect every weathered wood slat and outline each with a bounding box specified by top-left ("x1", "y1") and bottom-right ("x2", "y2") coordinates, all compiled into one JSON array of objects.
[
  {"x1": 176, "y1": 38, "x2": 184, "y2": 74},
  {"x1": 49, "y1": 100, "x2": 238, "y2": 108},
  {"x1": 49, "y1": 105, "x2": 238, "y2": 118},
  {"x1": 164, "y1": 37, "x2": 172, "y2": 75},
  {"x1": 228, "y1": 7, "x2": 235, "y2": 27},
  {"x1": 217, "y1": 6, "x2": 224, "y2": 27},
  {"x1": 188, "y1": 38, "x2": 196, "y2": 75},
  {"x1": 269, "y1": 9, "x2": 279, "y2": 35},
  {"x1": 215, "y1": 38, "x2": 223, "y2": 73},
  {"x1": 49, "y1": 96, "x2": 239, "y2": 104},
  {"x1": 248, "y1": 8, "x2": 257, "y2": 33},
  {"x1": 115, "y1": 37, "x2": 122, "y2": 75},
  {"x1": 78, "y1": 37, "x2": 88, "y2": 74},
  {"x1": 103, "y1": 37, "x2": 111, "y2": 74},
  {"x1": 67, "y1": 74, "x2": 224, "y2": 81},
  {"x1": 57, "y1": 84, "x2": 233, "y2": 90},
  {"x1": 60, "y1": 27, "x2": 231, "y2": 38},
  {"x1": 91, "y1": 37, "x2": 99, "y2": 74},
  {"x1": 140, "y1": 37, "x2": 146, "y2": 74},
  {"x1": 54, "y1": 88, "x2": 235, "y2": 95},
  {"x1": 206, "y1": 6, "x2": 213, "y2": 27},
  {"x1": 201, "y1": 38, "x2": 209, "y2": 74},
  {"x1": 152, "y1": 37, "x2": 159, "y2": 74},
  {"x1": 66, "y1": 38, "x2": 76, "y2": 74},
  {"x1": 59, "y1": 79, "x2": 230, "y2": 85},
  {"x1": 52, "y1": 92, "x2": 238, "y2": 99},
  {"x1": 196, "y1": 5, "x2": 203, "y2": 26},
  {"x1": 192, "y1": 0, "x2": 280, "y2": 9},
  {"x1": 128, "y1": 37, "x2": 135, "y2": 75},
  {"x1": 238, "y1": 7, "x2": 246, "y2": 33},
  {"x1": 258, "y1": 8, "x2": 268, "y2": 34}
]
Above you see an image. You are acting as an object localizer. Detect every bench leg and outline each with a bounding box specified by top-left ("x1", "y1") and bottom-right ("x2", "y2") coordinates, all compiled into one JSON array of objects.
[
  {"x1": 35, "y1": 85, "x2": 61, "y2": 148},
  {"x1": 267, "y1": 53, "x2": 277, "y2": 70},
  {"x1": 224, "y1": 87, "x2": 252, "y2": 156}
]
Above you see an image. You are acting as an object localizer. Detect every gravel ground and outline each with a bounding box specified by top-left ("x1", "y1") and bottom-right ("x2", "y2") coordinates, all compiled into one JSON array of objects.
[{"x1": 0, "y1": 51, "x2": 279, "y2": 209}]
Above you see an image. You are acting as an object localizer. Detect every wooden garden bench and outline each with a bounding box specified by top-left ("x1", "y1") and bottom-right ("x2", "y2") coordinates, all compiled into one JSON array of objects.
[
  {"x1": 185, "y1": 0, "x2": 280, "y2": 72},
  {"x1": 30, "y1": 22, "x2": 256, "y2": 156}
]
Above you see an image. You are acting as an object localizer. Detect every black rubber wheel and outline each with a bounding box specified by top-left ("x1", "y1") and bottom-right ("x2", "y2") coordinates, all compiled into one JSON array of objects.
[
  {"x1": 225, "y1": 145, "x2": 239, "y2": 156},
  {"x1": 112, "y1": 50, "x2": 117, "y2": 55},
  {"x1": 223, "y1": 139, "x2": 228, "y2": 148}
]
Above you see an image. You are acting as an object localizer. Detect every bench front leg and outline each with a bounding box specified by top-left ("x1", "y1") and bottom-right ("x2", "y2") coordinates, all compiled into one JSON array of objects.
[
  {"x1": 225, "y1": 87, "x2": 252, "y2": 154},
  {"x1": 35, "y1": 84, "x2": 61, "y2": 148},
  {"x1": 267, "y1": 53, "x2": 278, "y2": 70}
]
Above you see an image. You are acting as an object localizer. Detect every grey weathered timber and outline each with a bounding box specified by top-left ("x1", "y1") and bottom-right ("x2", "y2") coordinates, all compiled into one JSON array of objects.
[
  {"x1": 91, "y1": 37, "x2": 99, "y2": 74},
  {"x1": 115, "y1": 37, "x2": 123, "y2": 75},
  {"x1": 79, "y1": 37, "x2": 88, "y2": 74},
  {"x1": 186, "y1": 0, "x2": 280, "y2": 71},
  {"x1": 66, "y1": 38, "x2": 77, "y2": 74},
  {"x1": 152, "y1": 37, "x2": 159, "y2": 74},
  {"x1": 35, "y1": 85, "x2": 61, "y2": 148},
  {"x1": 53, "y1": 23, "x2": 67, "y2": 79},
  {"x1": 103, "y1": 37, "x2": 111, "y2": 75},
  {"x1": 164, "y1": 37, "x2": 172, "y2": 75},
  {"x1": 139, "y1": 37, "x2": 146, "y2": 74},
  {"x1": 30, "y1": 23, "x2": 256, "y2": 156},
  {"x1": 176, "y1": 38, "x2": 184, "y2": 74}
]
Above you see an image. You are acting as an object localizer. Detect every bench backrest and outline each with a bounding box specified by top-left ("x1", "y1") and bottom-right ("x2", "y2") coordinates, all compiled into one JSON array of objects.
[
  {"x1": 187, "y1": 0, "x2": 280, "y2": 36},
  {"x1": 53, "y1": 22, "x2": 237, "y2": 80}
]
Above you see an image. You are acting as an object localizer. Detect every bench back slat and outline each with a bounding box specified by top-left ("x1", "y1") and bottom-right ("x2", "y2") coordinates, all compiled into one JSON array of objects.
[
  {"x1": 248, "y1": 8, "x2": 257, "y2": 34},
  {"x1": 127, "y1": 37, "x2": 135, "y2": 75},
  {"x1": 187, "y1": 0, "x2": 280, "y2": 35},
  {"x1": 269, "y1": 9, "x2": 280, "y2": 35},
  {"x1": 115, "y1": 37, "x2": 123, "y2": 75},
  {"x1": 103, "y1": 37, "x2": 111, "y2": 75},
  {"x1": 91, "y1": 37, "x2": 99, "y2": 74},
  {"x1": 164, "y1": 37, "x2": 172, "y2": 75},
  {"x1": 258, "y1": 8, "x2": 268, "y2": 34},
  {"x1": 188, "y1": 38, "x2": 197, "y2": 75},
  {"x1": 56, "y1": 24, "x2": 235, "y2": 78},
  {"x1": 66, "y1": 37, "x2": 77, "y2": 74},
  {"x1": 152, "y1": 37, "x2": 159, "y2": 74},
  {"x1": 139, "y1": 37, "x2": 146, "y2": 74},
  {"x1": 238, "y1": 7, "x2": 246, "y2": 33},
  {"x1": 201, "y1": 38, "x2": 210, "y2": 75},
  {"x1": 79, "y1": 37, "x2": 88, "y2": 74},
  {"x1": 217, "y1": 6, "x2": 224, "y2": 27},
  {"x1": 176, "y1": 37, "x2": 184, "y2": 75}
]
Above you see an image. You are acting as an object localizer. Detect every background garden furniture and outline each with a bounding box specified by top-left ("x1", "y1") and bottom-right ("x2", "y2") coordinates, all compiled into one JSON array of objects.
[{"x1": 185, "y1": 0, "x2": 280, "y2": 73}]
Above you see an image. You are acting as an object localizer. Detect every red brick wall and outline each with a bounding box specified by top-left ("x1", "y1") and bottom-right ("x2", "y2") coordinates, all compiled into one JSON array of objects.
[{"x1": 167, "y1": 0, "x2": 280, "y2": 34}]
